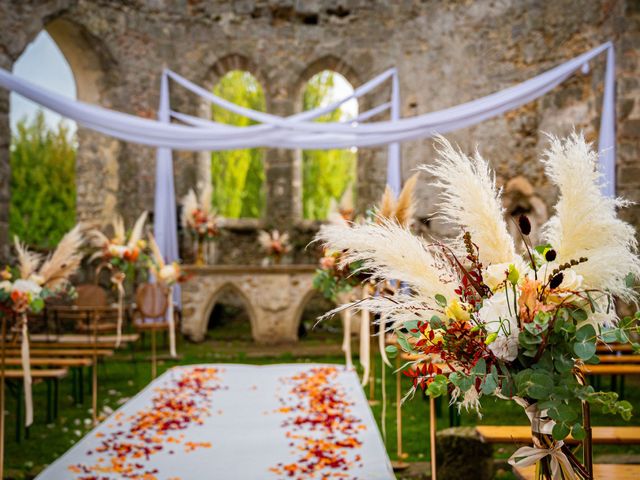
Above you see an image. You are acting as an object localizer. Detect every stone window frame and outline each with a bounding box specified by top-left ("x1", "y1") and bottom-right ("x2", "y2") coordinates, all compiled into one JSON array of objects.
[{"x1": 196, "y1": 53, "x2": 270, "y2": 229}]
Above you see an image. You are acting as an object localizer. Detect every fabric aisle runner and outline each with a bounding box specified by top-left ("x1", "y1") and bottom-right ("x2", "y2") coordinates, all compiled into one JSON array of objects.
[{"x1": 36, "y1": 364, "x2": 393, "y2": 480}]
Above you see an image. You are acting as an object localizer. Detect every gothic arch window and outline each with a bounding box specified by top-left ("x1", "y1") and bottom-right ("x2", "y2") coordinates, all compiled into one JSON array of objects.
[
  {"x1": 300, "y1": 70, "x2": 358, "y2": 220},
  {"x1": 9, "y1": 29, "x2": 77, "y2": 248},
  {"x1": 210, "y1": 70, "x2": 266, "y2": 219}
]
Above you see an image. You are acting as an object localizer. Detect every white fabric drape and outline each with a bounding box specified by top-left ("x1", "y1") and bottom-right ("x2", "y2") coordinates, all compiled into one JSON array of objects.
[{"x1": 0, "y1": 42, "x2": 615, "y2": 188}]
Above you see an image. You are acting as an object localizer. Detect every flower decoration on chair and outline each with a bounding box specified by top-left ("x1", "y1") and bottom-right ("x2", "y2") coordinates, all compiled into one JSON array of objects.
[
  {"x1": 0, "y1": 224, "x2": 85, "y2": 428},
  {"x1": 88, "y1": 211, "x2": 149, "y2": 348},
  {"x1": 181, "y1": 183, "x2": 218, "y2": 265},
  {"x1": 257, "y1": 230, "x2": 291, "y2": 265},
  {"x1": 147, "y1": 233, "x2": 188, "y2": 358},
  {"x1": 317, "y1": 134, "x2": 640, "y2": 480}
]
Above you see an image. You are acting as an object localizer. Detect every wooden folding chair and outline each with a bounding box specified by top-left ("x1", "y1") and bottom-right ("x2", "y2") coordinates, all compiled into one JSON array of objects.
[{"x1": 133, "y1": 283, "x2": 169, "y2": 378}]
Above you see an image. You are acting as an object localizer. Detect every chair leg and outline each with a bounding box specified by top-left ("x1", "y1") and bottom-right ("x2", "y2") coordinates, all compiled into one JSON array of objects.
[
  {"x1": 46, "y1": 379, "x2": 53, "y2": 424},
  {"x1": 15, "y1": 383, "x2": 22, "y2": 443},
  {"x1": 54, "y1": 378, "x2": 59, "y2": 420}
]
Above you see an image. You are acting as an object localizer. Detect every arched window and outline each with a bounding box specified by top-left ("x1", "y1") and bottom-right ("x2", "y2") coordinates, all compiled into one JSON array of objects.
[
  {"x1": 210, "y1": 70, "x2": 266, "y2": 219},
  {"x1": 9, "y1": 30, "x2": 77, "y2": 248},
  {"x1": 301, "y1": 71, "x2": 357, "y2": 220}
]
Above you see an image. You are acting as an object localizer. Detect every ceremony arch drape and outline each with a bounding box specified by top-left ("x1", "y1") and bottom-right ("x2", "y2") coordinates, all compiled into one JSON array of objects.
[{"x1": 0, "y1": 41, "x2": 617, "y2": 265}]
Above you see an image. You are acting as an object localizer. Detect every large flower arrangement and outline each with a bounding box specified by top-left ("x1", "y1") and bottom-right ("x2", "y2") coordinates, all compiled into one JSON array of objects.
[
  {"x1": 317, "y1": 134, "x2": 640, "y2": 479},
  {"x1": 182, "y1": 184, "x2": 218, "y2": 265},
  {"x1": 89, "y1": 212, "x2": 148, "y2": 346},
  {"x1": 0, "y1": 225, "x2": 85, "y2": 427}
]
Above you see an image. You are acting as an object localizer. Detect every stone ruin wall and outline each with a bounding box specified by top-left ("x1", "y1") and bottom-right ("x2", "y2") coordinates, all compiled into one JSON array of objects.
[{"x1": 0, "y1": 0, "x2": 639, "y2": 265}]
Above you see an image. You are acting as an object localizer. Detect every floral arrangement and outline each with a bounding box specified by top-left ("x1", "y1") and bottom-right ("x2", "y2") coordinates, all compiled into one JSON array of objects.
[
  {"x1": 317, "y1": 134, "x2": 640, "y2": 479},
  {"x1": 88, "y1": 212, "x2": 148, "y2": 347},
  {"x1": 89, "y1": 212, "x2": 148, "y2": 274},
  {"x1": 182, "y1": 184, "x2": 218, "y2": 265},
  {"x1": 258, "y1": 230, "x2": 291, "y2": 265},
  {"x1": 0, "y1": 224, "x2": 85, "y2": 427}
]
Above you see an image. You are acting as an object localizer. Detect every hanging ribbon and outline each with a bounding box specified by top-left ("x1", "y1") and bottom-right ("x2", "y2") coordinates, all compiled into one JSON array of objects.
[
  {"x1": 508, "y1": 441, "x2": 576, "y2": 480},
  {"x1": 20, "y1": 313, "x2": 33, "y2": 426},
  {"x1": 381, "y1": 350, "x2": 387, "y2": 443},
  {"x1": 341, "y1": 308, "x2": 354, "y2": 370},
  {"x1": 111, "y1": 271, "x2": 125, "y2": 348},
  {"x1": 167, "y1": 285, "x2": 177, "y2": 358},
  {"x1": 360, "y1": 286, "x2": 370, "y2": 387}
]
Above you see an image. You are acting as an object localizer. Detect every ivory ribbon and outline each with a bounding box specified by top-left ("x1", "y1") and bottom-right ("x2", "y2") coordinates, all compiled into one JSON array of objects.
[
  {"x1": 378, "y1": 315, "x2": 392, "y2": 368},
  {"x1": 508, "y1": 441, "x2": 576, "y2": 480},
  {"x1": 167, "y1": 285, "x2": 177, "y2": 358},
  {"x1": 20, "y1": 313, "x2": 33, "y2": 426},
  {"x1": 111, "y1": 272, "x2": 125, "y2": 348},
  {"x1": 360, "y1": 289, "x2": 370, "y2": 387},
  {"x1": 341, "y1": 308, "x2": 353, "y2": 370}
]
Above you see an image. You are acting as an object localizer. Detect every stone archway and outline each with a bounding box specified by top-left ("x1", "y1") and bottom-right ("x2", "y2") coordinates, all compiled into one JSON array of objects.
[{"x1": 181, "y1": 265, "x2": 316, "y2": 344}]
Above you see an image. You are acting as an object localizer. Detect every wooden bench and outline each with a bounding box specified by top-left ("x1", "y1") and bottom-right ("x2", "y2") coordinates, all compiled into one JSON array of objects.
[
  {"x1": 514, "y1": 464, "x2": 640, "y2": 480},
  {"x1": 29, "y1": 333, "x2": 140, "y2": 345},
  {"x1": 3, "y1": 357, "x2": 92, "y2": 367},
  {"x1": 581, "y1": 364, "x2": 640, "y2": 375},
  {"x1": 4, "y1": 348, "x2": 113, "y2": 357},
  {"x1": 597, "y1": 343, "x2": 635, "y2": 353},
  {"x1": 2, "y1": 368, "x2": 68, "y2": 440},
  {"x1": 598, "y1": 354, "x2": 640, "y2": 364},
  {"x1": 476, "y1": 425, "x2": 640, "y2": 445}
]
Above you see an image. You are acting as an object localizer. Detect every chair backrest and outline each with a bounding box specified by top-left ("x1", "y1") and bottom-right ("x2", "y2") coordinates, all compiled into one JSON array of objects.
[
  {"x1": 136, "y1": 283, "x2": 168, "y2": 319},
  {"x1": 74, "y1": 284, "x2": 108, "y2": 308}
]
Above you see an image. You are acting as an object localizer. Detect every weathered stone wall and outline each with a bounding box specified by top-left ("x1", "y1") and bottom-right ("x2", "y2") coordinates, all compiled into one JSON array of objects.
[{"x1": 0, "y1": 0, "x2": 638, "y2": 262}]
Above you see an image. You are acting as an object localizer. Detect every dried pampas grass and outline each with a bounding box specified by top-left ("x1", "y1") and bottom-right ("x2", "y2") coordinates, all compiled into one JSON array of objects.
[
  {"x1": 541, "y1": 132, "x2": 640, "y2": 303},
  {"x1": 14, "y1": 237, "x2": 42, "y2": 279},
  {"x1": 38, "y1": 224, "x2": 85, "y2": 289},
  {"x1": 420, "y1": 136, "x2": 515, "y2": 265},
  {"x1": 393, "y1": 172, "x2": 419, "y2": 227},
  {"x1": 317, "y1": 219, "x2": 457, "y2": 301}
]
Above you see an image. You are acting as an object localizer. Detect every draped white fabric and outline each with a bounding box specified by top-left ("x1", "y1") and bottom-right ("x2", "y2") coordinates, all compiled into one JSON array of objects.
[{"x1": 0, "y1": 41, "x2": 616, "y2": 263}]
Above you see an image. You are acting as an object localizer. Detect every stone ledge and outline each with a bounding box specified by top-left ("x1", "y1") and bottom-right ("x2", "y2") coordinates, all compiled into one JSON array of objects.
[{"x1": 183, "y1": 264, "x2": 317, "y2": 275}]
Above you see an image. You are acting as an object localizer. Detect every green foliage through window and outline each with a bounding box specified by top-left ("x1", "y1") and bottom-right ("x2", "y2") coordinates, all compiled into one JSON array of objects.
[
  {"x1": 9, "y1": 111, "x2": 76, "y2": 248},
  {"x1": 302, "y1": 71, "x2": 357, "y2": 220},
  {"x1": 210, "y1": 71, "x2": 266, "y2": 218}
]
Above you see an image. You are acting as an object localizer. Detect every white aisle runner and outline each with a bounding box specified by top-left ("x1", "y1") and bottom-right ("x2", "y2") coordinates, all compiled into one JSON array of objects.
[{"x1": 37, "y1": 364, "x2": 394, "y2": 480}]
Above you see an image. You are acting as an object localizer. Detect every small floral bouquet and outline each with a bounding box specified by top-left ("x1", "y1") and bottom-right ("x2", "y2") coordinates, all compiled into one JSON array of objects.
[
  {"x1": 318, "y1": 134, "x2": 640, "y2": 479},
  {"x1": 0, "y1": 225, "x2": 85, "y2": 427},
  {"x1": 147, "y1": 233, "x2": 188, "y2": 357},
  {"x1": 258, "y1": 230, "x2": 291, "y2": 265},
  {"x1": 88, "y1": 212, "x2": 148, "y2": 346},
  {"x1": 182, "y1": 183, "x2": 218, "y2": 265}
]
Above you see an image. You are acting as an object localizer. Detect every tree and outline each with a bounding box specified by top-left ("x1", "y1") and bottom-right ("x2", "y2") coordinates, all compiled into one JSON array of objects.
[
  {"x1": 302, "y1": 71, "x2": 357, "y2": 220},
  {"x1": 9, "y1": 111, "x2": 76, "y2": 248},
  {"x1": 211, "y1": 71, "x2": 266, "y2": 218}
]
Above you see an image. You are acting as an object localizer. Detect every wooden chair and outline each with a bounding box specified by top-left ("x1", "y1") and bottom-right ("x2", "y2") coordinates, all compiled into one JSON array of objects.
[
  {"x1": 133, "y1": 283, "x2": 169, "y2": 378},
  {"x1": 72, "y1": 284, "x2": 119, "y2": 335}
]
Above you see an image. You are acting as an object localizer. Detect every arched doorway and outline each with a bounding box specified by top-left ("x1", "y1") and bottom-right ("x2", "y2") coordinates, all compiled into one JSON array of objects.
[
  {"x1": 9, "y1": 30, "x2": 77, "y2": 248},
  {"x1": 210, "y1": 70, "x2": 267, "y2": 219},
  {"x1": 206, "y1": 283, "x2": 256, "y2": 342},
  {"x1": 300, "y1": 70, "x2": 358, "y2": 220}
]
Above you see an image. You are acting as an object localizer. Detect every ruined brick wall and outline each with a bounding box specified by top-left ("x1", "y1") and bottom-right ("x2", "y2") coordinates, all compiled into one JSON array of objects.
[{"x1": 0, "y1": 0, "x2": 638, "y2": 263}]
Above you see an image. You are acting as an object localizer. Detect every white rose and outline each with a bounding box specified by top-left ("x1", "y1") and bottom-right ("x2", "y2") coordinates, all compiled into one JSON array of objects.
[
  {"x1": 487, "y1": 334, "x2": 519, "y2": 362},
  {"x1": 477, "y1": 291, "x2": 519, "y2": 336},
  {"x1": 12, "y1": 279, "x2": 42, "y2": 296},
  {"x1": 0, "y1": 280, "x2": 12, "y2": 292},
  {"x1": 159, "y1": 265, "x2": 177, "y2": 282},
  {"x1": 108, "y1": 244, "x2": 128, "y2": 258}
]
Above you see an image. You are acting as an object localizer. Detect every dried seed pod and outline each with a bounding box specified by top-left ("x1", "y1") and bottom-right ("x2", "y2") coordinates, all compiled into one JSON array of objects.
[
  {"x1": 518, "y1": 215, "x2": 532, "y2": 235},
  {"x1": 549, "y1": 273, "x2": 564, "y2": 289},
  {"x1": 545, "y1": 249, "x2": 557, "y2": 262}
]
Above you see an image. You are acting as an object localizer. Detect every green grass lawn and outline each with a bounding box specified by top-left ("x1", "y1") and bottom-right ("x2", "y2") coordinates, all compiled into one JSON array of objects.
[{"x1": 3, "y1": 332, "x2": 640, "y2": 479}]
